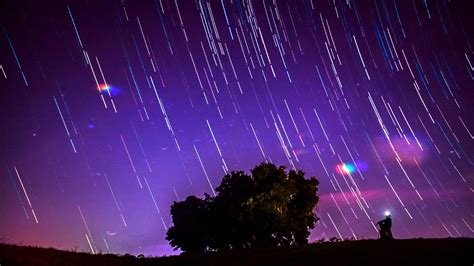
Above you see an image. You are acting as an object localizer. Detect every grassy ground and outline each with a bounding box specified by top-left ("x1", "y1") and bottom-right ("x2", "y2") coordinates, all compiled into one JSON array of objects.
[{"x1": 0, "y1": 238, "x2": 472, "y2": 266}]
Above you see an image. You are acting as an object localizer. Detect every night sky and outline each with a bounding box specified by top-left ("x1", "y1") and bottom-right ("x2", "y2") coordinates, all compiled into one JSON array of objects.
[{"x1": 0, "y1": 0, "x2": 473, "y2": 256}]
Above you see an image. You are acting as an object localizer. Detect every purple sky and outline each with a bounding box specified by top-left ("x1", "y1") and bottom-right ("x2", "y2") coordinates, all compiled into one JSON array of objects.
[{"x1": 0, "y1": 0, "x2": 473, "y2": 256}]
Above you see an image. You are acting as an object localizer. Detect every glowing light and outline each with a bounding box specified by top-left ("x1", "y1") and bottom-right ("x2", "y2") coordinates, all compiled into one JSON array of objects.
[
  {"x1": 385, "y1": 211, "x2": 391, "y2": 216},
  {"x1": 99, "y1": 84, "x2": 111, "y2": 91},
  {"x1": 98, "y1": 84, "x2": 120, "y2": 96},
  {"x1": 336, "y1": 161, "x2": 368, "y2": 175},
  {"x1": 336, "y1": 163, "x2": 356, "y2": 175},
  {"x1": 343, "y1": 163, "x2": 355, "y2": 173}
]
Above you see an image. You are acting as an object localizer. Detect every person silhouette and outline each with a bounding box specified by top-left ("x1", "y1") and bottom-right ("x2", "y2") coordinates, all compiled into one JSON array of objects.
[{"x1": 377, "y1": 211, "x2": 394, "y2": 240}]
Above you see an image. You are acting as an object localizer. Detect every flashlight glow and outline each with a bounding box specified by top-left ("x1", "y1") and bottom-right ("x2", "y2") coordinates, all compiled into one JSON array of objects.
[{"x1": 384, "y1": 211, "x2": 391, "y2": 216}]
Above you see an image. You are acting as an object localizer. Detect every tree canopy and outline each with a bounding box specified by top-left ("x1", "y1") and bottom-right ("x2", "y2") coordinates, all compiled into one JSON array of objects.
[{"x1": 166, "y1": 162, "x2": 319, "y2": 253}]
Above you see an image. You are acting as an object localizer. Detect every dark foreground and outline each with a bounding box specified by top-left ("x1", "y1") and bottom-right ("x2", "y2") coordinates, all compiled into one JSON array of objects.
[{"x1": 1, "y1": 238, "x2": 473, "y2": 266}]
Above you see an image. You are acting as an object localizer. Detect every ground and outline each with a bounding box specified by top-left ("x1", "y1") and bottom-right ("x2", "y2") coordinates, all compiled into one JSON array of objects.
[{"x1": 0, "y1": 238, "x2": 472, "y2": 266}]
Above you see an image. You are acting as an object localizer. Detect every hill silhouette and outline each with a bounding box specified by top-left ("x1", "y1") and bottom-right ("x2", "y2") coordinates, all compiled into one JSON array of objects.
[{"x1": 1, "y1": 238, "x2": 472, "y2": 266}]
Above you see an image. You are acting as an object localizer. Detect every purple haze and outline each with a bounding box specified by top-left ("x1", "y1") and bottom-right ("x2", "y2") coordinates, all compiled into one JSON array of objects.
[{"x1": 0, "y1": 0, "x2": 472, "y2": 256}]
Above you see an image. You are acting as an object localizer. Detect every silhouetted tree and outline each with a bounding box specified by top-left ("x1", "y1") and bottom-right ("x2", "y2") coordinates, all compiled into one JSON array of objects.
[
  {"x1": 165, "y1": 196, "x2": 210, "y2": 253},
  {"x1": 166, "y1": 162, "x2": 319, "y2": 253},
  {"x1": 208, "y1": 170, "x2": 255, "y2": 250}
]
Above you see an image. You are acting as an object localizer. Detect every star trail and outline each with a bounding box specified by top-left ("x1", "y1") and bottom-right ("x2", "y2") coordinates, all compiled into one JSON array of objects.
[{"x1": 0, "y1": 0, "x2": 472, "y2": 256}]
